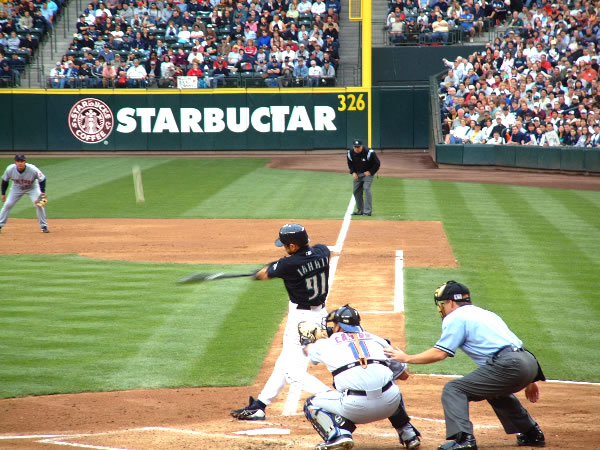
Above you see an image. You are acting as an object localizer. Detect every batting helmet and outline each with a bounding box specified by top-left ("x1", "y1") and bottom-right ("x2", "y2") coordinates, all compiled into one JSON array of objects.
[
  {"x1": 326, "y1": 304, "x2": 362, "y2": 333},
  {"x1": 275, "y1": 223, "x2": 309, "y2": 247}
]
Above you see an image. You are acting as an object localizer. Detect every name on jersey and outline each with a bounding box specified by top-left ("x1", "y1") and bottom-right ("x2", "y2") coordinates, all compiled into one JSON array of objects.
[
  {"x1": 334, "y1": 331, "x2": 372, "y2": 344},
  {"x1": 296, "y1": 257, "x2": 329, "y2": 277},
  {"x1": 12, "y1": 178, "x2": 34, "y2": 185},
  {"x1": 116, "y1": 106, "x2": 337, "y2": 134}
]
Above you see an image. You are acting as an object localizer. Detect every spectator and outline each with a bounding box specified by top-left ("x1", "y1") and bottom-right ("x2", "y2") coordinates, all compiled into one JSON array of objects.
[
  {"x1": 292, "y1": 57, "x2": 309, "y2": 86},
  {"x1": 430, "y1": 14, "x2": 449, "y2": 44},
  {"x1": 126, "y1": 58, "x2": 147, "y2": 87},
  {"x1": 212, "y1": 58, "x2": 230, "y2": 87},
  {"x1": 265, "y1": 55, "x2": 282, "y2": 87},
  {"x1": 320, "y1": 59, "x2": 335, "y2": 85},
  {"x1": 159, "y1": 55, "x2": 175, "y2": 87},
  {"x1": 539, "y1": 122, "x2": 560, "y2": 146},
  {"x1": 506, "y1": 124, "x2": 530, "y2": 144}
]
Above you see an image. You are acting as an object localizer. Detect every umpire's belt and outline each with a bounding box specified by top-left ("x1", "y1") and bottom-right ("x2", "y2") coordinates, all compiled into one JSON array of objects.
[
  {"x1": 332, "y1": 359, "x2": 389, "y2": 377},
  {"x1": 295, "y1": 302, "x2": 324, "y2": 310},
  {"x1": 492, "y1": 345, "x2": 524, "y2": 361},
  {"x1": 346, "y1": 380, "x2": 394, "y2": 397}
]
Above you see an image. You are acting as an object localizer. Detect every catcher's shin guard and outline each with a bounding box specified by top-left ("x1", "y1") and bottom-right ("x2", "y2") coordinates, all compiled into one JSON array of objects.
[{"x1": 304, "y1": 397, "x2": 355, "y2": 442}]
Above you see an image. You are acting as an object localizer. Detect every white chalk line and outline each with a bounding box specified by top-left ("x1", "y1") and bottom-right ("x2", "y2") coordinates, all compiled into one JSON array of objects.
[
  {"x1": 415, "y1": 373, "x2": 600, "y2": 386},
  {"x1": 2, "y1": 426, "x2": 315, "y2": 449}
]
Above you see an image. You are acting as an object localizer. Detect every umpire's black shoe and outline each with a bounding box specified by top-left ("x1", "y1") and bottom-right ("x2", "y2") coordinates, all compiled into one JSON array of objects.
[
  {"x1": 517, "y1": 423, "x2": 545, "y2": 447},
  {"x1": 438, "y1": 433, "x2": 477, "y2": 450},
  {"x1": 351, "y1": 211, "x2": 363, "y2": 216}
]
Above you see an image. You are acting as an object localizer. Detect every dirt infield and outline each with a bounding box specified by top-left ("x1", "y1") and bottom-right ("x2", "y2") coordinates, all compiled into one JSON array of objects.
[{"x1": 0, "y1": 152, "x2": 598, "y2": 449}]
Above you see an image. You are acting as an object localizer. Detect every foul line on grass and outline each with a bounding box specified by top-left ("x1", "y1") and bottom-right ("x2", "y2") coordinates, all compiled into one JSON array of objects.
[
  {"x1": 283, "y1": 196, "x2": 356, "y2": 417},
  {"x1": 415, "y1": 373, "x2": 600, "y2": 386}
]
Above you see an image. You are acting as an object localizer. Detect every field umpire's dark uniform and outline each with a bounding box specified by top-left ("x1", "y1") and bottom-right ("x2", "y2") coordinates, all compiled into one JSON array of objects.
[{"x1": 347, "y1": 139, "x2": 380, "y2": 216}]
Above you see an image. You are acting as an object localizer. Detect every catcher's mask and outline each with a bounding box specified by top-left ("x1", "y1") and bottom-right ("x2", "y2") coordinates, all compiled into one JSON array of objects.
[
  {"x1": 434, "y1": 280, "x2": 471, "y2": 319},
  {"x1": 325, "y1": 304, "x2": 363, "y2": 333},
  {"x1": 275, "y1": 223, "x2": 310, "y2": 247}
]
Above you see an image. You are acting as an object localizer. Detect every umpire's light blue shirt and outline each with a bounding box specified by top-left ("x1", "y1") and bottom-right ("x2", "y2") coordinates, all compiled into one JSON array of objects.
[{"x1": 434, "y1": 305, "x2": 522, "y2": 366}]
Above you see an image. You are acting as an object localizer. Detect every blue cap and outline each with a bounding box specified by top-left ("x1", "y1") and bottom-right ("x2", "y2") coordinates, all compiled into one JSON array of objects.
[{"x1": 15, "y1": 154, "x2": 27, "y2": 161}]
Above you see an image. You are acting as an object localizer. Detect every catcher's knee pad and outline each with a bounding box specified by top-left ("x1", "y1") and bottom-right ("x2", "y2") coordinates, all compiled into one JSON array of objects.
[{"x1": 303, "y1": 397, "x2": 354, "y2": 442}]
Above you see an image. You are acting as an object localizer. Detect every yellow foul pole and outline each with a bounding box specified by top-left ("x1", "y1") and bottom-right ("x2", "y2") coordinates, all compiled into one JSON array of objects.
[{"x1": 362, "y1": 0, "x2": 372, "y2": 147}]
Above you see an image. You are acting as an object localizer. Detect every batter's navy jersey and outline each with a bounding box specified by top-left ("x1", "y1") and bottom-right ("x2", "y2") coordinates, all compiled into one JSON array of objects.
[{"x1": 267, "y1": 244, "x2": 330, "y2": 308}]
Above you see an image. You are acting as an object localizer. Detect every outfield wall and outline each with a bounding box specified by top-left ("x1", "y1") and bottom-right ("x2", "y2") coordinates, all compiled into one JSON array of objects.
[
  {"x1": 435, "y1": 144, "x2": 600, "y2": 173},
  {"x1": 0, "y1": 90, "x2": 371, "y2": 151},
  {"x1": 0, "y1": 88, "x2": 433, "y2": 151}
]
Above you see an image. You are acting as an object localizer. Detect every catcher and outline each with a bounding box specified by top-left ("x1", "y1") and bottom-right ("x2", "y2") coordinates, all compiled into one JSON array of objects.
[
  {"x1": 385, "y1": 281, "x2": 546, "y2": 450},
  {"x1": 299, "y1": 305, "x2": 421, "y2": 450},
  {"x1": 0, "y1": 154, "x2": 50, "y2": 233}
]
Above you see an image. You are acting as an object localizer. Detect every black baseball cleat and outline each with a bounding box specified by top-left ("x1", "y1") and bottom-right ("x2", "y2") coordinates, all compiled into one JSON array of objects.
[
  {"x1": 351, "y1": 211, "x2": 363, "y2": 216},
  {"x1": 41, "y1": 226, "x2": 50, "y2": 233},
  {"x1": 517, "y1": 423, "x2": 545, "y2": 447},
  {"x1": 438, "y1": 433, "x2": 477, "y2": 450},
  {"x1": 230, "y1": 396, "x2": 266, "y2": 420},
  {"x1": 363, "y1": 212, "x2": 371, "y2": 216}
]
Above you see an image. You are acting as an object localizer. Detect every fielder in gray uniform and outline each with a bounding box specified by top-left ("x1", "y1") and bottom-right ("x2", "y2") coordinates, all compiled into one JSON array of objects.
[
  {"x1": 0, "y1": 154, "x2": 50, "y2": 233},
  {"x1": 301, "y1": 305, "x2": 421, "y2": 450},
  {"x1": 385, "y1": 281, "x2": 546, "y2": 450}
]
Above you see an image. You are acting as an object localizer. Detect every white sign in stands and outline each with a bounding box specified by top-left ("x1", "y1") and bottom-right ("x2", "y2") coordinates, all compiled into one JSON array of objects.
[{"x1": 177, "y1": 76, "x2": 198, "y2": 89}]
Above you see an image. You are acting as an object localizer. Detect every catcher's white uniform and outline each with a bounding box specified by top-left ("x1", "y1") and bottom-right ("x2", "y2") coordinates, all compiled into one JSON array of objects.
[{"x1": 306, "y1": 330, "x2": 402, "y2": 424}]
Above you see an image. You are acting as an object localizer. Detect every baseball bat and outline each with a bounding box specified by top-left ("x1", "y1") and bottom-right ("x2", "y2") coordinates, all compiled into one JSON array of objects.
[{"x1": 177, "y1": 270, "x2": 258, "y2": 284}]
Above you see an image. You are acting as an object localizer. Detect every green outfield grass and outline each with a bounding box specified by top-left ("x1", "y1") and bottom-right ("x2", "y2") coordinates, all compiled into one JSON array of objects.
[{"x1": 0, "y1": 157, "x2": 598, "y2": 399}]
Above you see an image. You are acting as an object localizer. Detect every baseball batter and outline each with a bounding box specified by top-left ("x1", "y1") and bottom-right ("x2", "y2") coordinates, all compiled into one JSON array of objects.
[
  {"x1": 231, "y1": 224, "x2": 332, "y2": 420},
  {"x1": 385, "y1": 281, "x2": 546, "y2": 450},
  {"x1": 0, "y1": 154, "x2": 50, "y2": 233},
  {"x1": 301, "y1": 305, "x2": 421, "y2": 450}
]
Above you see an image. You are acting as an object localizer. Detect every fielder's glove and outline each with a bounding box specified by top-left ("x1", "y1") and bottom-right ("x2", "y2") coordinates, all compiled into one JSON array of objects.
[
  {"x1": 35, "y1": 193, "x2": 48, "y2": 207},
  {"x1": 298, "y1": 321, "x2": 328, "y2": 345}
]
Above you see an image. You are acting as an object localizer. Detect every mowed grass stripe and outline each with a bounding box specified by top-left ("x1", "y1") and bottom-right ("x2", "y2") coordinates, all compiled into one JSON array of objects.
[
  {"x1": 102, "y1": 277, "x2": 253, "y2": 388},
  {"x1": 8, "y1": 158, "x2": 171, "y2": 216},
  {"x1": 184, "y1": 167, "x2": 350, "y2": 219},
  {"x1": 482, "y1": 184, "x2": 599, "y2": 380},
  {"x1": 0, "y1": 255, "x2": 282, "y2": 396}
]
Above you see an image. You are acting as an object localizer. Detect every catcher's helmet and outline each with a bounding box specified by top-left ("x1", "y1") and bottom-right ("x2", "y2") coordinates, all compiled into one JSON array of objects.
[
  {"x1": 275, "y1": 223, "x2": 309, "y2": 247},
  {"x1": 326, "y1": 304, "x2": 362, "y2": 333}
]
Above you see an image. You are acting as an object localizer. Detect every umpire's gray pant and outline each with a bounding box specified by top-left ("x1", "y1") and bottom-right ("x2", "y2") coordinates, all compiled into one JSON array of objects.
[
  {"x1": 353, "y1": 174, "x2": 374, "y2": 215},
  {"x1": 442, "y1": 348, "x2": 539, "y2": 439}
]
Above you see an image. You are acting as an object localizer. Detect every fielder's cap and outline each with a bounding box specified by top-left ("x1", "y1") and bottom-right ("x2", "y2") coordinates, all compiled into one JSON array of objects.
[
  {"x1": 14, "y1": 154, "x2": 27, "y2": 161},
  {"x1": 434, "y1": 280, "x2": 471, "y2": 302},
  {"x1": 353, "y1": 139, "x2": 362, "y2": 146}
]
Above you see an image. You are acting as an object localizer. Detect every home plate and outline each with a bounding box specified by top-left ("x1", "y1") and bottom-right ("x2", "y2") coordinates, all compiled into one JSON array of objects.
[{"x1": 233, "y1": 428, "x2": 291, "y2": 436}]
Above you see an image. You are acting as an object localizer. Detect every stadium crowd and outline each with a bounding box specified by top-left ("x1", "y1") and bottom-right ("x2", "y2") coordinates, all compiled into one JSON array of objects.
[
  {"x1": 0, "y1": 0, "x2": 61, "y2": 86},
  {"x1": 385, "y1": 0, "x2": 499, "y2": 45},
  {"x1": 45, "y1": 0, "x2": 342, "y2": 88},
  {"x1": 440, "y1": 0, "x2": 600, "y2": 148}
]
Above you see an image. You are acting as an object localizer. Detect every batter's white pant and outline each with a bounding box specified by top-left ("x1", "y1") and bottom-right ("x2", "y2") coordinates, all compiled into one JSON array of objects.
[
  {"x1": 310, "y1": 383, "x2": 402, "y2": 424},
  {"x1": 0, "y1": 187, "x2": 47, "y2": 228},
  {"x1": 258, "y1": 302, "x2": 331, "y2": 405}
]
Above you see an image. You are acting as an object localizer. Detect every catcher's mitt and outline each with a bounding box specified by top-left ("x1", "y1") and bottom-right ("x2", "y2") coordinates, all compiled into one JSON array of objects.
[
  {"x1": 298, "y1": 321, "x2": 328, "y2": 345},
  {"x1": 35, "y1": 193, "x2": 48, "y2": 207}
]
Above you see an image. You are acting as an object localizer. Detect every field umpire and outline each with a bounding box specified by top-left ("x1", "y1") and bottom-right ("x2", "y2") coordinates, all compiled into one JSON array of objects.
[
  {"x1": 385, "y1": 280, "x2": 546, "y2": 450},
  {"x1": 347, "y1": 139, "x2": 380, "y2": 217}
]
